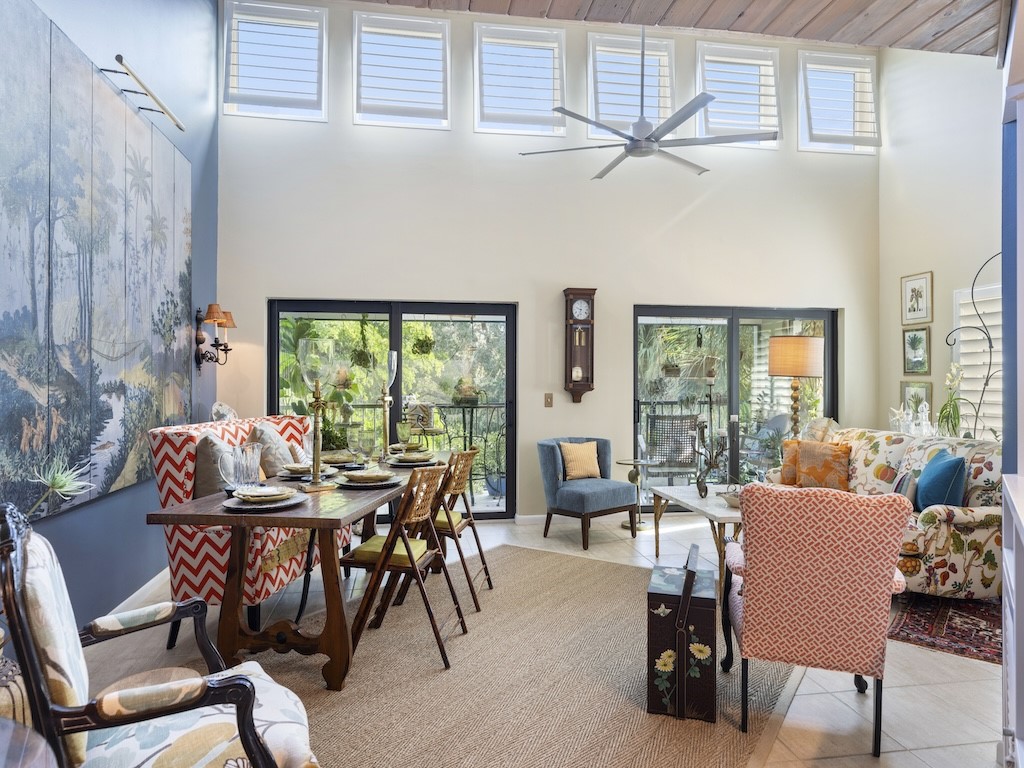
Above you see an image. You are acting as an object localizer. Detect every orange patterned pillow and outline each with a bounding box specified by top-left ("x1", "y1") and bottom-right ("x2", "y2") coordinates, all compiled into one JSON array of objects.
[{"x1": 781, "y1": 440, "x2": 851, "y2": 491}]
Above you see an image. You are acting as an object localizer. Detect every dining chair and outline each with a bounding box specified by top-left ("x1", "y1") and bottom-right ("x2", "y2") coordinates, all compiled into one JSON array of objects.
[
  {"x1": 418, "y1": 448, "x2": 493, "y2": 611},
  {"x1": 339, "y1": 464, "x2": 468, "y2": 669},
  {"x1": 0, "y1": 502, "x2": 317, "y2": 768},
  {"x1": 721, "y1": 483, "x2": 912, "y2": 757}
]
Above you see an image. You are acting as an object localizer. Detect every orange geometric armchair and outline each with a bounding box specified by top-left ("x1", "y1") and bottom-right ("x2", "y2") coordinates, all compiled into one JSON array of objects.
[{"x1": 721, "y1": 483, "x2": 912, "y2": 757}]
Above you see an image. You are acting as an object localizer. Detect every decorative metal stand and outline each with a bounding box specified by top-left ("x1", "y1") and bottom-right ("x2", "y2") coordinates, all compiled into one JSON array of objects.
[
  {"x1": 300, "y1": 377, "x2": 338, "y2": 494},
  {"x1": 694, "y1": 383, "x2": 726, "y2": 499}
]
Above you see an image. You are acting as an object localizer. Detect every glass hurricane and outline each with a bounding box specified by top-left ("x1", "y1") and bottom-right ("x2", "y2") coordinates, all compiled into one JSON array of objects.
[{"x1": 297, "y1": 338, "x2": 337, "y2": 391}]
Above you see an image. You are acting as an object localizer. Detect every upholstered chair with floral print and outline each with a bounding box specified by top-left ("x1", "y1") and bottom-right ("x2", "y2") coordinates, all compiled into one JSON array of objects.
[
  {"x1": 721, "y1": 483, "x2": 911, "y2": 758},
  {"x1": 0, "y1": 502, "x2": 317, "y2": 768}
]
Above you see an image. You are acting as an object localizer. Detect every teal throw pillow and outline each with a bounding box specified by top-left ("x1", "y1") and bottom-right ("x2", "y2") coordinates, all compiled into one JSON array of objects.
[{"x1": 914, "y1": 449, "x2": 966, "y2": 513}]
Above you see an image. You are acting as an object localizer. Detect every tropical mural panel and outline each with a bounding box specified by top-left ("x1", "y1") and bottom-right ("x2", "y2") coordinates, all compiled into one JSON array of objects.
[{"x1": 0, "y1": 0, "x2": 192, "y2": 519}]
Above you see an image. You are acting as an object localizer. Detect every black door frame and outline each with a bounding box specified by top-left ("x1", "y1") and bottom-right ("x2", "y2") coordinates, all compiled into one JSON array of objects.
[
  {"x1": 633, "y1": 305, "x2": 839, "y2": 480},
  {"x1": 267, "y1": 299, "x2": 517, "y2": 519}
]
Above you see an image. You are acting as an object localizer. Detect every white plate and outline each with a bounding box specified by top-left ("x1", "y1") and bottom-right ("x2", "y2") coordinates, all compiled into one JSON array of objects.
[
  {"x1": 222, "y1": 491, "x2": 309, "y2": 512},
  {"x1": 277, "y1": 466, "x2": 338, "y2": 478},
  {"x1": 337, "y1": 479, "x2": 402, "y2": 490},
  {"x1": 385, "y1": 458, "x2": 437, "y2": 468}
]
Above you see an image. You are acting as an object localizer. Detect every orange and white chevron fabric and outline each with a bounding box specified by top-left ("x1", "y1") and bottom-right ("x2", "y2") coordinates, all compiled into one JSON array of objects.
[
  {"x1": 727, "y1": 483, "x2": 911, "y2": 679},
  {"x1": 148, "y1": 415, "x2": 352, "y2": 606}
]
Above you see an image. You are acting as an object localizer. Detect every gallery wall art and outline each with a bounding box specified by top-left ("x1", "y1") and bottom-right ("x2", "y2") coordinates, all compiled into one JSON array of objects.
[{"x1": 0, "y1": 0, "x2": 193, "y2": 518}]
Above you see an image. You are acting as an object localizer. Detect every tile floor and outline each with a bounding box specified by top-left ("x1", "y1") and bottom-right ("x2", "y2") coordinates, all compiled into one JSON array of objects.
[{"x1": 117, "y1": 509, "x2": 1004, "y2": 768}]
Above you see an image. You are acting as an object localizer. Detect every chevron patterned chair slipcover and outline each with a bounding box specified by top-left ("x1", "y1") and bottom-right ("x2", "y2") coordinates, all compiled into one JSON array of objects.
[
  {"x1": 148, "y1": 415, "x2": 352, "y2": 643},
  {"x1": 721, "y1": 483, "x2": 911, "y2": 757}
]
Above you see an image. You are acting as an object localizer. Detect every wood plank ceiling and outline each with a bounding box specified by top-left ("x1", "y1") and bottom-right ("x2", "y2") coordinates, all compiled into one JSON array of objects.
[{"x1": 372, "y1": 0, "x2": 1011, "y2": 57}]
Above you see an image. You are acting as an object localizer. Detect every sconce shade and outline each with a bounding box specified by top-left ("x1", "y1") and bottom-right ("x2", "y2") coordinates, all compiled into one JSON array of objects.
[
  {"x1": 768, "y1": 336, "x2": 824, "y2": 378},
  {"x1": 221, "y1": 310, "x2": 237, "y2": 329},
  {"x1": 203, "y1": 303, "x2": 227, "y2": 325}
]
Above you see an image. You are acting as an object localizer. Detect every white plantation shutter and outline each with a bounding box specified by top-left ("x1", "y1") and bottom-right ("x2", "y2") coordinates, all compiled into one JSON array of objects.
[
  {"x1": 799, "y1": 51, "x2": 879, "y2": 149},
  {"x1": 589, "y1": 33, "x2": 673, "y2": 137},
  {"x1": 223, "y1": 2, "x2": 326, "y2": 118},
  {"x1": 952, "y1": 284, "x2": 1002, "y2": 438},
  {"x1": 696, "y1": 42, "x2": 779, "y2": 142},
  {"x1": 475, "y1": 24, "x2": 565, "y2": 135},
  {"x1": 355, "y1": 13, "x2": 449, "y2": 128}
]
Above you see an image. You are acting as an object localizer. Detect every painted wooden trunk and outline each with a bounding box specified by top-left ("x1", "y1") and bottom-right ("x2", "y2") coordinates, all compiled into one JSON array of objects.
[{"x1": 646, "y1": 564, "x2": 717, "y2": 722}]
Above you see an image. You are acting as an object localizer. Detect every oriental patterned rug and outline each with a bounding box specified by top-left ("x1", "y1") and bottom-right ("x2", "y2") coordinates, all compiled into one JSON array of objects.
[
  {"x1": 887, "y1": 593, "x2": 1001, "y2": 664},
  {"x1": 252, "y1": 545, "x2": 793, "y2": 768}
]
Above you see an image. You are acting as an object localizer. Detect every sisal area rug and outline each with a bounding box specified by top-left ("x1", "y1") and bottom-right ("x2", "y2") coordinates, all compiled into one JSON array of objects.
[
  {"x1": 234, "y1": 545, "x2": 792, "y2": 768},
  {"x1": 887, "y1": 593, "x2": 1001, "y2": 664}
]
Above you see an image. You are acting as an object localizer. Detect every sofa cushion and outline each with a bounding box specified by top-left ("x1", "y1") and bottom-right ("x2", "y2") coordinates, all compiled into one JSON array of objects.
[
  {"x1": 830, "y1": 429, "x2": 911, "y2": 495},
  {"x1": 780, "y1": 440, "x2": 851, "y2": 490},
  {"x1": 800, "y1": 416, "x2": 840, "y2": 443},
  {"x1": 915, "y1": 449, "x2": 967, "y2": 512},
  {"x1": 897, "y1": 436, "x2": 1001, "y2": 508},
  {"x1": 248, "y1": 423, "x2": 295, "y2": 477},
  {"x1": 194, "y1": 430, "x2": 234, "y2": 499},
  {"x1": 560, "y1": 441, "x2": 601, "y2": 480}
]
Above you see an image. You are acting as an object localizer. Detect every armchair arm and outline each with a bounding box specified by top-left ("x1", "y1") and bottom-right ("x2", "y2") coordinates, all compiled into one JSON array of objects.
[
  {"x1": 80, "y1": 596, "x2": 225, "y2": 673},
  {"x1": 54, "y1": 675, "x2": 276, "y2": 768},
  {"x1": 724, "y1": 541, "x2": 745, "y2": 577},
  {"x1": 918, "y1": 505, "x2": 1002, "y2": 529}
]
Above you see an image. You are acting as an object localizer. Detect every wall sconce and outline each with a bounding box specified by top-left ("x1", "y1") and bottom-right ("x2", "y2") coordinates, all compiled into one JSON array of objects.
[{"x1": 194, "y1": 303, "x2": 233, "y2": 371}]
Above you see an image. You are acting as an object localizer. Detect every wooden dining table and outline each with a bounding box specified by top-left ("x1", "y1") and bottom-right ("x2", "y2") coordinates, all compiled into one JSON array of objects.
[{"x1": 146, "y1": 468, "x2": 421, "y2": 691}]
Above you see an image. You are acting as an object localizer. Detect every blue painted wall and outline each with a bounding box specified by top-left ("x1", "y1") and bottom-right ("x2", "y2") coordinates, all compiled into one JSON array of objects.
[
  {"x1": 27, "y1": 0, "x2": 218, "y2": 621},
  {"x1": 1003, "y1": 120, "x2": 1017, "y2": 474}
]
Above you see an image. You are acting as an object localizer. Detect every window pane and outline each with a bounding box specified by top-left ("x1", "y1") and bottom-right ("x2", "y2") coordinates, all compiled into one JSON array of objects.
[
  {"x1": 477, "y1": 24, "x2": 565, "y2": 135},
  {"x1": 590, "y1": 34, "x2": 673, "y2": 137},
  {"x1": 224, "y1": 1, "x2": 326, "y2": 120},
  {"x1": 355, "y1": 13, "x2": 449, "y2": 128}
]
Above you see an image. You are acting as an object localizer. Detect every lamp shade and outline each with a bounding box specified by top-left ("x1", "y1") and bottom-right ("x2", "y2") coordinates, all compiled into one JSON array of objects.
[
  {"x1": 203, "y1": 303, "x2": 227, "y2": 325},
  {"x1": 221, "y1": 310, "x2": 237, "y2": 329},
  {"x1": 768, "y1": 336, "x2": 824, "y2": 378}
]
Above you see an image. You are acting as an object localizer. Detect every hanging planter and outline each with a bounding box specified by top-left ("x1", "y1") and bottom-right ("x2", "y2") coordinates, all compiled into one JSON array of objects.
[
  {"x1": 661, "y1": 361, "x2": 681, "y2": 377},
  {"x1": 411, "y1": 335, "x2": 435, "y2": 355},
  {"x1": 352, "y1": 314, "x2": 374, "y2": 368}
]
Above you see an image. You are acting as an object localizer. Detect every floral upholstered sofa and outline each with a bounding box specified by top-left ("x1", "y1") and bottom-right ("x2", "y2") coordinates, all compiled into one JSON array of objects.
[{"x1": 777, "y1": 425, "x2": 1002, "y2": 600}]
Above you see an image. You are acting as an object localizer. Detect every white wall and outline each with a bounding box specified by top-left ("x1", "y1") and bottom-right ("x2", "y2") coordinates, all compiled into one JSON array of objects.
[
  {"x1": 216, "y1": 1, "x2": 994, "y2": 518},
  {"x1": 878, "y1": 48, "x2": 1003, "y2": 427}
]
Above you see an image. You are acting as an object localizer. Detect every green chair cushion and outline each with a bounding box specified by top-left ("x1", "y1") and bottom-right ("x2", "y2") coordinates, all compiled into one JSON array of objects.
[
  {"x1": 435, "y1": 511, "x2": 465, "y2": 530},
  {"x1": 351, "y1": 535, "x2": 428, "y2": 567}
]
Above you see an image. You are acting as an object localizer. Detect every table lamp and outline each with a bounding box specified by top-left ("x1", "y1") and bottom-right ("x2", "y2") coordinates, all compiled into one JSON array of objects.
[{"x1": 768, "y1": 335, "x2": 824, "y2": 439}]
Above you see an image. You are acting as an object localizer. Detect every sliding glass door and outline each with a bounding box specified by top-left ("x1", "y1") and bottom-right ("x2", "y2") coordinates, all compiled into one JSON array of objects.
[
  {"x1": 268, "y1": 300, "x2": 516, "y2": 518},
  {"x1": 635, "y1": 306, "x2": 837, "y2": 487}
]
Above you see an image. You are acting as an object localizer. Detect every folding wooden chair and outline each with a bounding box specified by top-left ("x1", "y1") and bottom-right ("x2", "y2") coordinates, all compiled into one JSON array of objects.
[
  {"x1": 340, "y1": 464, "x2": 468, "y2": 668},
  {"x1": 432, "y1": 448, "x2": 494, "y2": 611}
]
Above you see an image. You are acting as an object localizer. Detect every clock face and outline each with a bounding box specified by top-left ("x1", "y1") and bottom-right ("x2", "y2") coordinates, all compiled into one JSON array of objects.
[{"x1": 572, "y1": 299, "x2": 591, "y2": 320}]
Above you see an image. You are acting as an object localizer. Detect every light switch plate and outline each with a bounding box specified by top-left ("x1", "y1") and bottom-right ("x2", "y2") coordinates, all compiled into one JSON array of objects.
[{"x1": 544, "y1": 393, "x2": 553, "y2": 407}]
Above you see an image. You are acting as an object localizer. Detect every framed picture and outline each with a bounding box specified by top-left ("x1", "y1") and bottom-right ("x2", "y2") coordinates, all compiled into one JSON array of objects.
[
  {"x1": 901, "y1": 271, "x2": 933, "y2": 325},
  {"x1": 901, "y1": 380, "x2": 933, "y2": 411},
  {"x1": 903, "y1": 327, "x2": 930, "y2": 375}
]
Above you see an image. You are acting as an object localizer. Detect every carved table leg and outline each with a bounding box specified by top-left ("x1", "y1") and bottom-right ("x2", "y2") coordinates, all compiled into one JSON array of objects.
[
  {"x1": 318, "y1": 531, "x2": 351, "y2": 690},
  {"x1": 218, "y1": 526, "x2": 250, "y2": 668}
]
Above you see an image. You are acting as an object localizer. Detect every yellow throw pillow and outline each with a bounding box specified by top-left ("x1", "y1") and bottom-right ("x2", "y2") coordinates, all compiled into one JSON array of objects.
[
  {"x1": 560, "y1": 441, "x2": 601, "y2": 480},
  {"x1": 781, "y1": 440, "x2": 851, "y2": 491}
]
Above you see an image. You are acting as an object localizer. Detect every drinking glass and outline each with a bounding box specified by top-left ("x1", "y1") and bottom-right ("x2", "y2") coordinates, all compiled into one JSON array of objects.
[
  {"x1": 359, "y1": 429, "x2": 377, "y2": 466},
  {"x1": 396, "y1": 420, "x2": 411, "y2": 448}
]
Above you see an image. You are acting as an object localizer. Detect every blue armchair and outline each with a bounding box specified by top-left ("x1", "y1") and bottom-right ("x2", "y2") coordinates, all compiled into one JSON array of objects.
[{"x1": 536, "y1": 438, "x2": 638, "y2": 550}]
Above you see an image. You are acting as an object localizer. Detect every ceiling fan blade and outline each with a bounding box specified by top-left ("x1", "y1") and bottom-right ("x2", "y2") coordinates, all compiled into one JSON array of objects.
[
  {"x1": 554, "y1": 107, "x2": 636, "y2": 142},
  {"x1": 646, "y1": 92, "x2": 715, "y2": 142},
  {"x1": 657, "y1": 150, "x2": 709, "y2": 176},
  {"x1": 520, "y1": 143, "x2": 624, "y2": 157},
  {"x1": 592, "y1": 152, "x2": 629, "y2": 180},
  {"x1": 658, "y1": 131, "x2": 779, "y2": 148}
]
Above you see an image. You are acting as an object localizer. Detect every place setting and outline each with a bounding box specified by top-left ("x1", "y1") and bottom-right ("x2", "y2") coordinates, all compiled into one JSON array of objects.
[
  {"x1": 385, "y1": 450, "x2": 438, "y2": 468},
  {"x1": 277, "y1": 462, "x2": 341, "y2": 482},
  {"x1": 336, "y1": 467, "x2": 401, "y2": 490},
  {"x1": 222, "y1": 483, "x2": 309, "y2": 512}
]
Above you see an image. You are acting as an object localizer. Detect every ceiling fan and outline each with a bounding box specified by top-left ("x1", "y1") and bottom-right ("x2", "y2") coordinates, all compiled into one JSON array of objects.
[{"x1": 520, "y1": 28, "x2": 778, "y2": 180}]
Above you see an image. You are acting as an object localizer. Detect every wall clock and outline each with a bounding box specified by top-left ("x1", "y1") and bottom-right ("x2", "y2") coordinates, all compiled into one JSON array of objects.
[{"x1": 564, "y1": 288, "x2": 596, "y2": 403}]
